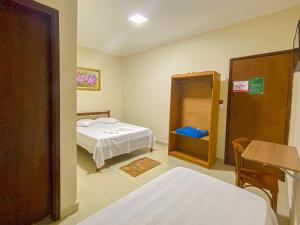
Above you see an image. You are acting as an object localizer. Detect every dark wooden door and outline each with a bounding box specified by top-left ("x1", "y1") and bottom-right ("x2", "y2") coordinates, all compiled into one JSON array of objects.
[
  {"x1": 225, "y1": 51, "x2": 293, "y2": 169},
  {"x1": 0, "y1": 1, "x2": 60, "y2": 224}
]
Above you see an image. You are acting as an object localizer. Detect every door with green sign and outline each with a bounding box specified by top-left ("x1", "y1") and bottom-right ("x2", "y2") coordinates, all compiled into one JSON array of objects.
[{"x1": 225, "y1": 51, "x2": 293, "y2": 181}]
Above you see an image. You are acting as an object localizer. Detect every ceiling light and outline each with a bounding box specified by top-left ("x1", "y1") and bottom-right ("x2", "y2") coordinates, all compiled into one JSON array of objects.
[{"x1": 129, "y1": 14, "x2": 148, "y2": 25}]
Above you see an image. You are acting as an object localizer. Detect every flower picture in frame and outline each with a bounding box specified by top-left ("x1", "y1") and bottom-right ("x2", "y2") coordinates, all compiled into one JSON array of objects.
[{"x1": 77, "y1": 67, "x2": 101, "y2": 91}]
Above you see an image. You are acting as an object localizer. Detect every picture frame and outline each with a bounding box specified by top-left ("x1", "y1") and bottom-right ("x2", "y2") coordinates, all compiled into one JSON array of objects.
[{"x1": 77, "y1": 67, "x2": 101, "y2": 91}]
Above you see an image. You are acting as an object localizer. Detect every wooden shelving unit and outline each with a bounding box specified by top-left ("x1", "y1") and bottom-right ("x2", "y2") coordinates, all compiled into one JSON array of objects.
[{"x1": 168, "y1": 71, "x2": 220, "y2": 168}]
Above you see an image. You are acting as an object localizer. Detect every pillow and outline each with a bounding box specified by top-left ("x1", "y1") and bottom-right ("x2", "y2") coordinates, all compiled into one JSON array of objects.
[
  {"x1": 95, "y1": 117, "x2": 119, "y2": 124},
  {"x1": 77, "y1": 119, "x2": 96, "y2": 127}
]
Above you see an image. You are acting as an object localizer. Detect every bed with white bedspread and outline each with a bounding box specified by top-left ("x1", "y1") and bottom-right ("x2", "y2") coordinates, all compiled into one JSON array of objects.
[
  {"x1": 77, "y1": 111, "x2": 154, "y2": 169},
  {"x1": 78, "y1": 167, "x2": 278, "y2": 225}
]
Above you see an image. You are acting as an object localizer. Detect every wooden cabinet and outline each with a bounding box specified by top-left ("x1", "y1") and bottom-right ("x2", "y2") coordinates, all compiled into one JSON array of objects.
[{"x1": 168, "y1": 71, "x2": 220, "y2": 168}]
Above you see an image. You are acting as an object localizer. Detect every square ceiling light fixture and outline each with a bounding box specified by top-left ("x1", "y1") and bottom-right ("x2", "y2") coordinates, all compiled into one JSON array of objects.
[{"x1": 129, "y1": 13, "x2": 148, "y2": 25}]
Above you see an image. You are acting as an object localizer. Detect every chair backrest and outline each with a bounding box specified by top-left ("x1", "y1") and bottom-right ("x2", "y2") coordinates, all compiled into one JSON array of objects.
[{"x1": 232, "y1": 138, "x2": 251, "y2": 172}]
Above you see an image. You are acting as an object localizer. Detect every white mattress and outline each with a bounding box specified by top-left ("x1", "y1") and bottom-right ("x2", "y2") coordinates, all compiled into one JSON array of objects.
[
  {"x1": 77, "y1": 122, "x2": 154, "y2": 168},
  {"x1": 78, "y1": 167, "x2": 278, "y2": 225}
]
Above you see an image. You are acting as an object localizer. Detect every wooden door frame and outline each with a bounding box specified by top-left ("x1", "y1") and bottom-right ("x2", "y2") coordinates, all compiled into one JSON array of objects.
[
  {"x1": 224, "y1": 49, "x2": 295, "y2": 165},
  {"x1": 7, "y1": 0, "x2": 61, "y2": 220}
]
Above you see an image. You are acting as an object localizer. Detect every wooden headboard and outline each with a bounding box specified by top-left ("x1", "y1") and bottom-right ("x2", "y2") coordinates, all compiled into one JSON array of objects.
[{"x1": 77, "y1": 110, "x2": 110, "y2": 120}]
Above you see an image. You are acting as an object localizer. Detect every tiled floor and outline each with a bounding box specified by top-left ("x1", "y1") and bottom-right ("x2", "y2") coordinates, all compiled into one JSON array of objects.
[{"x1": 52, "y1": 143, "x2": 290, "y2": 225}]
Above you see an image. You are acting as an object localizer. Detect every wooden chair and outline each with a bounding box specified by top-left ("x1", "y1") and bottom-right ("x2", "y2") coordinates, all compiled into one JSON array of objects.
[{"x1": 232, "y1": 138, "x2": 279, "y2": 211}]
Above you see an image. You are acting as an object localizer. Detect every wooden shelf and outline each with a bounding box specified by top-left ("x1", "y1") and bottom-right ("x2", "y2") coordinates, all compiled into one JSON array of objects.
[
  {"x1": 170, "y1": 131, "x2": 210, "y2": 141},
  {"x1": 168, "y1": 71, "x2": 220, "y2": 169},
  {"x1": 169, "y1": 150, "x2": 209, "y2": 168}
]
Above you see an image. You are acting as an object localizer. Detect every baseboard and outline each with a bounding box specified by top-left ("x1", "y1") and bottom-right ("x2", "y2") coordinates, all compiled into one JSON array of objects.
[
  {"x1": 289, "y1": 191, "x2": 297, "y2": 225},
  {"x1": 288, "y1": 175, "x2": 299, "y2": 225},
  {"x1": 60, "y1": 201, "x2": 79, "y2": 219},
  {"x1": 156, "y1": 140, "x2": 168, "y2": 146}
]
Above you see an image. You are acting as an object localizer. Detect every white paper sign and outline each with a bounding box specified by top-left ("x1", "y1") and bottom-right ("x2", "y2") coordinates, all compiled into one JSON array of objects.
[{"x1": 233, "y1": 81, "x2": 248, "y2": 92}]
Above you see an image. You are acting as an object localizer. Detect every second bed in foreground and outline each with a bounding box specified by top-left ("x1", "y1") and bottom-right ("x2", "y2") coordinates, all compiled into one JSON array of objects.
[{"x1": 78, "y1": 167, "x2": 278, "y2": 225}]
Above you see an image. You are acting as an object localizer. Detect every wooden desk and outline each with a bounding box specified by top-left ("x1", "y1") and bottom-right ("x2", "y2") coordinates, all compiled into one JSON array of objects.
[{"x1": 242, "y1": 140, "x2": 300, "y2": 173}]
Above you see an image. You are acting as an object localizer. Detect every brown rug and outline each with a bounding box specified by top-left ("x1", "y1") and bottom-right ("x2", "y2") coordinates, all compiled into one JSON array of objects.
[{"x1": 120, "y1": 157, "x2": 161, "y2": 177}]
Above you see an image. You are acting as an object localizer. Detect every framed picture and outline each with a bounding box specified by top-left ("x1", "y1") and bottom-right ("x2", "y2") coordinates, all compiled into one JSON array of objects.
[{"x1": 77, "y1": 67, "x2": 101, "y2": 91}]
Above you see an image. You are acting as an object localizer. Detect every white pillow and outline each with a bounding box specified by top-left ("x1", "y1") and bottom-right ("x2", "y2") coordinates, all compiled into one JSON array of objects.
[
  {"x1": 77, "y1": 119, "x2": 96, "y2": 127},
  {"x1": 95, "y1": 117, "x2": 119, "y2": 124}
]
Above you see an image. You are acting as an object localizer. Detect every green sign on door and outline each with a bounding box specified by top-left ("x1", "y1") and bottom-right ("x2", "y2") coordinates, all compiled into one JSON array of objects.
[{"x1": 249, "y1": 77, "x2": 264, "y2": 95}]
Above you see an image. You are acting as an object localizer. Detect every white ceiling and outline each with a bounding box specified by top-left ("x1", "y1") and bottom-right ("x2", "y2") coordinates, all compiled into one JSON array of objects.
[{"x1": 78, "y1": 0, "x2": 300, "y2": 56}]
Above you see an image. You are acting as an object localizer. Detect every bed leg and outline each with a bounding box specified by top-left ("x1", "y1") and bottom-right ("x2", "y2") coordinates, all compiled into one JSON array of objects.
[
  {"x1": 96, "y1": 166, "x2": 104, "y2": 172},
  {"x1": 150, "y1": 148, "x2": 154, "y2": 152}
]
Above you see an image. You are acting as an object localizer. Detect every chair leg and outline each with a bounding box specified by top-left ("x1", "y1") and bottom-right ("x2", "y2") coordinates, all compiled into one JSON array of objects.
[
  {"x1": 235, "y1": 176, "x2": 240, "y2": 187},
  {"x1": 271, "y1": 191, "x2": 278, "y2": 212},
  {"x1": 235, "y1": 174, "x2": 242, "y2": 187},
  {"x1": 240, "y1": 180, "x2": 245, "y2": 188}
]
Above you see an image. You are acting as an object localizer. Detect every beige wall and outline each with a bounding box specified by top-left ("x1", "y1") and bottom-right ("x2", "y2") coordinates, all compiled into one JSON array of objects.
[
  {"x1": 288, "y1": 71, "x2": 300, "y2": 225},
  {"x1": 77, "y1": 46, "x2": 123, "y2": 119},
  {"x1": 35, "y1": 0, "x2": 78, "y2": 217},
  {"x1": 122, "y1": 6, "x2": 300, "y2": 159}
]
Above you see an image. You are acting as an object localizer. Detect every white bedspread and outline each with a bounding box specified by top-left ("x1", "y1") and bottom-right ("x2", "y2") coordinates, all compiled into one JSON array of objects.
[
  {"x1": 77, "y1": 122, "x2": 154, "y2": 168},
  {"x1": 78, "y1": 167, "x2": 278, "y2": 225}
]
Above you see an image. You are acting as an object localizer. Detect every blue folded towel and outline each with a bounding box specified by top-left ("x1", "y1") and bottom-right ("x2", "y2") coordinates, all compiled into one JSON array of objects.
[{"x1": 175, "y1": 126, "x2": 209, "y2": 138}]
